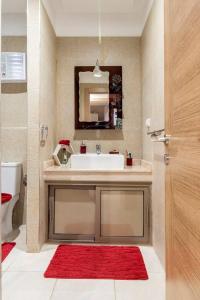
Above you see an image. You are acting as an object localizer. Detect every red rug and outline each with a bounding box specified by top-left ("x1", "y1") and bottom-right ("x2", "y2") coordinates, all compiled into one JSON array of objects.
[
  {"x1": 44, "y1": 245, "x2": 148, "y2": 280},
  {"x1": 2, "y1": 242, "x2": 16, "y2": 262}
]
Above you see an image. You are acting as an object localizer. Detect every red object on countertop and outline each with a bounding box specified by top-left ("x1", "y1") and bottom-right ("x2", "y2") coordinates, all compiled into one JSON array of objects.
[
  {"x1": 80, "y1": 145, "x2": 87, "y2": 154},
  {"x1": 126, "y1": 157, "x2": 133, "y2": 166},
  {"x1": 1, "y1": 193, "x2": 12, "y2": 204},
  {"x1": 2, "y1": 242, "x2": 16, "y2": 262},
  {"x1": 59, "y1": 139, "x2": 70, "y2": 146},
  {"x1": 44, "y1": 245, "x2": 148, "y2": 280}
]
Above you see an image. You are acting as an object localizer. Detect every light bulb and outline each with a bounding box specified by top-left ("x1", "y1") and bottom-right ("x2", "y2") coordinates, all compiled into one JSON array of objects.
[{"x1": 93, "y1": 59, "x2": 102, "y2": 78}]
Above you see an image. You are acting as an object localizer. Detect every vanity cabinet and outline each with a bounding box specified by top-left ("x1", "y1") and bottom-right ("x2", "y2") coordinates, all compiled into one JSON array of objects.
[{"x1": 48, "y1": 183, "x2": 150, "y2": 243}]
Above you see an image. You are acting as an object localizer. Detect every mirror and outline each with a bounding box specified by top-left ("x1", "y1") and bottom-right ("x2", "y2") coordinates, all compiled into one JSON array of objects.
[
  {"x1": 79, "y1": 71, "x2": 109, "y2": 122},
  {"x1": 75, "y1": 66, "x2": 122, "y2": 129}
]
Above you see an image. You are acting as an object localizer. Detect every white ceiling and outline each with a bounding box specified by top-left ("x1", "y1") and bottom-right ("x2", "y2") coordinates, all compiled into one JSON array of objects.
[
  {"x1": 2, "y1": 0, "x2": 153, "y2": 37},
  {"x1": 2, "y1": 0, "x2": 27, "y2": 13},
  {"x1": 42, "y1": 0, "x2": 154, "y2": 37}
]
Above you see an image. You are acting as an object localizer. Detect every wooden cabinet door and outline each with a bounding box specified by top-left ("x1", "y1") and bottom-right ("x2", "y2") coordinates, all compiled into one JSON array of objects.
[
  {"x1": 165, "y1": 1, "x2": 200, "y2": 299},
  {"x1": 49, "y1": 185, "x2": 95, "y2": 241},
  {"x1": 96, "y1": 186, "x2": 150, "y2": 243}
]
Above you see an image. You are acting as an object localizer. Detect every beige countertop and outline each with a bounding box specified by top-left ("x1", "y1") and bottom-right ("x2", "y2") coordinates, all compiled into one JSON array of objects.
[{"x1": 43, "y1": 160, "x2": 152, "y2": 183}]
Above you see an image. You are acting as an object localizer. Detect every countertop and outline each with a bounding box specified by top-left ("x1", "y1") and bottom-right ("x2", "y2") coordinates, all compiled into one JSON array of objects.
[{"x1": 43, "y1": 160, "x2": 152, "y2": 183}]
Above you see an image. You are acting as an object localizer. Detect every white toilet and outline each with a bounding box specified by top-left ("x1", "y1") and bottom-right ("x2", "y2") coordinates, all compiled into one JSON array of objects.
[{"x1": 1, "y1": 162, "x2": 22, "y2": 240}]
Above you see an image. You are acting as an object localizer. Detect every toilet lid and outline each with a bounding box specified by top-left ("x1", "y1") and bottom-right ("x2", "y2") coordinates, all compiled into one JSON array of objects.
[{"x1": 1, "y1": 193, "x2": 12, "y2": 204}]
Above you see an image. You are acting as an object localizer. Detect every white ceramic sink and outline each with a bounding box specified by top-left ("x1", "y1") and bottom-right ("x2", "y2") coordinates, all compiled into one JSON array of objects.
[{"x1": 70, "y1": 153, "x2": 124, "y2": 170}]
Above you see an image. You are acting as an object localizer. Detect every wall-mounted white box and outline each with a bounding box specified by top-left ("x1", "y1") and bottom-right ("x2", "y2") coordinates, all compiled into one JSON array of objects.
[{"x1": 1, "y1": 52, "x2": 26, "y2": 82}]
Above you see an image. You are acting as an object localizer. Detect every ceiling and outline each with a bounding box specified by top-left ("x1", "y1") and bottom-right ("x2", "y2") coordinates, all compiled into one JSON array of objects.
[
  {"x1": 2, "y1": 0, "x2": 26, "y2": 13},
  {"x1": 2, "y1": 0, "x2": 153, "y2": 37},
  {"x1": 42, "y1": 0, "x2": 153, "y2": 37}
]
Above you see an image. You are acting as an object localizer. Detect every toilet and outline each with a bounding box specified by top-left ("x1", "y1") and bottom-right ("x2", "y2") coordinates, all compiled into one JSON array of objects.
[{"x1": 1, "y1": 162, "x2": 22, "y2": 240}]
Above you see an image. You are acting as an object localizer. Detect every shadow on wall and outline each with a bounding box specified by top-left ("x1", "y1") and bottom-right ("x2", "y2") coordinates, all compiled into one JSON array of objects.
[
  {"x1": 13, "y1": 169, "x2": 26, "y2": 228},
  {"x1": 2, "y1": 83, "x2": 27, "y2": 94},
  {"x1": 74, "y1": 130, "x2": 124, "y2": 141}
]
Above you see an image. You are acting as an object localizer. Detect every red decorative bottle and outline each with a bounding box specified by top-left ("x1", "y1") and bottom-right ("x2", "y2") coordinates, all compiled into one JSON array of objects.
[{"x1": 80, "y1": 141, "x2": 87, "y2": 154}]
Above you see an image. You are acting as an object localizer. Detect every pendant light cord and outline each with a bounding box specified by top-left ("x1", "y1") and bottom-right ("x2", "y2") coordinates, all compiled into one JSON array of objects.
[{"x1": 98, "y1": 0, "x2": 102, "y2": 45}]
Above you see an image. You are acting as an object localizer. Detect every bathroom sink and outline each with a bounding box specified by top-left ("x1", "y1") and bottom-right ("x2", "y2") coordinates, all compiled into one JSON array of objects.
[{"x1": 70, "y1": 154, "x2": 124, "y2": 170}]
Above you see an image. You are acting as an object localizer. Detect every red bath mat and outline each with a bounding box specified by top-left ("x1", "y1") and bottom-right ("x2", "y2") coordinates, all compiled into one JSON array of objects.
[
  {"x1": 44, "y1": 245, "x2": 148, "y2": 280},
  {"x1": 2, "y1": 242, "x2": 16, "y2": 262}
]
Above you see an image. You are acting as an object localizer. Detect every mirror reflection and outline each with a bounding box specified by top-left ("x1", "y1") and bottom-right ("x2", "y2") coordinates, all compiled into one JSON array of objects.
[{"x1": 79, "y1": 71, "x2": 109, "y2": 122}]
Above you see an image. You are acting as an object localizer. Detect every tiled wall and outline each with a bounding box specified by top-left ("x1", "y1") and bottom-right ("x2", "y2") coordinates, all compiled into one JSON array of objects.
[
  {"x1": 141, "y1": 0, "x2": 165, "y2": 268},
  {"x1": 26, "y1": 2, "x2": 165, "y2": 254},
  {"x1": 56, "y1": 37, "x2": 142, "y2": 157},
  {"x1": 27, "y1": 0, "x2": 56, "y2": 252},
  {"x1": 27, "y1": 0, "x2": 41, "y2": 252},
  {"x1": 39, "y1": 2, "x2": 56, "y2": 246},
  {"x1": 1, "y1": 37, "x2": 27, "y2": 226}
]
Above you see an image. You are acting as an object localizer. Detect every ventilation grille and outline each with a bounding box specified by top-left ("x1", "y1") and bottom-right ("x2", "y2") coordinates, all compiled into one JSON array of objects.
[{"x1": 1, "y1": 52, "x2": 26, "y2": 82}]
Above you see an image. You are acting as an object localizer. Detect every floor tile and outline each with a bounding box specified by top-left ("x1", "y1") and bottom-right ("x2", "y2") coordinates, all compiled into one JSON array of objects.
[
  {"x1": 51, "y1": 279, "x2": 115, "y2": 300},
  {"x1": 2, "y1": 247, "x2": 24, "y2": 272},
  {"x1": 139, "y1": 246, "x2": 165, "y2": 274},
  {"x1": 115, "y1": 273, "x2": 165, "y2": 300},
  {"x1": 51, "y1": 291, "x2": 115, "y2": 300},
  {"x1": 54, "y1": 279, "x2": 115, "y2": 293},
  {"x1": 7, "y1": 248, "x2": 56, "y2": 272},
  {"x1": 2, "y1": 271, "x2": 56, "y2": 300}
]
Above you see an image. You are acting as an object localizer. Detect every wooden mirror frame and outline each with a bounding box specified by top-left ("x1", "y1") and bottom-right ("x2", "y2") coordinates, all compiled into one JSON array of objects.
[{"x1": 75, "y1": 66, "x2": 122, "y2": 130}]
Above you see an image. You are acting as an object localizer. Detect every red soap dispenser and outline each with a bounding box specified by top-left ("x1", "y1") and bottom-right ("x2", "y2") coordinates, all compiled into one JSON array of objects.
[
  {"x1": 80, "y1": 141, "x2": 87, "y2": 154},
  {"x1": 126, "y1": 152, "x2": 133, "y2": 166}
]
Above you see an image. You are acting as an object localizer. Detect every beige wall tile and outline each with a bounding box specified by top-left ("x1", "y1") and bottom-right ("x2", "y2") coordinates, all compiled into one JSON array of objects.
[
  {"x1": 27, "y1": 0, "x2": 41, "y2": 252},
  {"x1": 1, "y1": 128, "x2": 27, "y2": 166},
  {"x1": 56, "y1": 37, "x2": 142, "y2": 157},
  {"x1": 1, "y1": 93, "x2": 27, "y2": 127},
  {"x1": 141, "y1": 0, "x2": 165, "y2": 268},
  {"x1": 1, "y1": 37, "x2": 28, "y2": 228},
  {"x1": 27, "y1": 0, "x2": 57, "y2": 251},
  {"x1": 39, "y1": 2, "x2": 57, "y2": 246}
]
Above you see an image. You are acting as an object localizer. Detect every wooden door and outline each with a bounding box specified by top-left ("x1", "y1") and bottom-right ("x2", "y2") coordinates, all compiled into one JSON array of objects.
[{"x1": 165, "y1": 1, "x2": 200, "y2": 299}]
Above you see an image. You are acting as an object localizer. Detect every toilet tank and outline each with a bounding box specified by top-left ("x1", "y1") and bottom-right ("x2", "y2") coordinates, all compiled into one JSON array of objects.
[{"x1": 1, "y1": 162, "x2": 22, "y2": 196}]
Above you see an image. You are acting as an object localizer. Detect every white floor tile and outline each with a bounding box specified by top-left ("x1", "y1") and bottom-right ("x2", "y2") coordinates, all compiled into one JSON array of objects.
[
  {"x1": 2, "y1": 247, "x2": 24, "y2": 272},
  {"x1": 2, "y1": 228, "x2": 165, "y2": 300},
  {"x1": 7, "y1": 248, "x2": 56, "y2": 272},
  {"x1": 54, "y1": 279, "x2": 115, "y2": 293},
  {"x1": 139, "y1": 246, "x2": 165, "y2": 274},
  {"x1": 115, "y1": 273, "x2": 165, "y2": 300},
  {"x1": 41, "y1": 243, "x2": 58, "y2": 251},
  {"x1": 51, "y1": 291, "x2": 115, "y2": 300},
  {"x1": 52, "y1": 279, "x2": 115, "y2": 300},
  {"x1": 2, "y1": 271, "x2": 56, "y2": 300}
]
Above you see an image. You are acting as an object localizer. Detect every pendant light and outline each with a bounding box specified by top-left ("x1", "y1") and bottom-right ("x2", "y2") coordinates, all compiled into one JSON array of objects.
[
  {"x1": 93, "y1": 59, "x2": 102, "y2": 78},
  {"x1": 93, "y1": 0, "x2": 102, "y2": 78}
]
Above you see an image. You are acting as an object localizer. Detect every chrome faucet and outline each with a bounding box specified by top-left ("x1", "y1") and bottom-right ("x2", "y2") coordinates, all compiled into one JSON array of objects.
[{"x1": 96, "y1": 144, "x2": 101, "y2": 155}]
